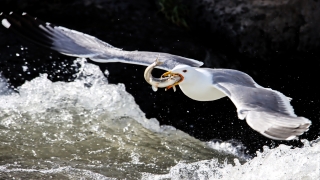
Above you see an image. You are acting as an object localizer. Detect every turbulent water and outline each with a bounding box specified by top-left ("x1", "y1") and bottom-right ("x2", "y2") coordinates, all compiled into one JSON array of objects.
[
  {"x1": 144, "y1": 139, "x2": 320, "y2": 180},
  {"x1": 0, "y1": 59, "x2": 319, "y2": 179}
]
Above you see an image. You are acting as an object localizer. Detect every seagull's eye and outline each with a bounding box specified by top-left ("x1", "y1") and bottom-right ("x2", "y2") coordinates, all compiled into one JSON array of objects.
[{"x1": 183, "y1": 70, "x2": 187, "y2": 73}]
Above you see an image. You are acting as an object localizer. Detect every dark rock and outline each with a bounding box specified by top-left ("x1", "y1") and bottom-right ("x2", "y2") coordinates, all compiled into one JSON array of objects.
[{"x1": 187, "y1": 0, "x2": 320, "y2": 57}]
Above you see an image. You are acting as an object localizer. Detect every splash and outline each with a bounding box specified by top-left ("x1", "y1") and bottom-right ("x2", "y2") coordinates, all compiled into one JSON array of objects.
[
  {"x1": 0, "y1": 58, "x2": 243, "y2": 179},
  {"x1": 143, "y1": 138, "x2": 320, "y2": 179},
  {"x1": 206, "y1": 139, "x2": 251, "y2": 160},
  {"x1": 0, "y1": 59, "x2": 153, "y2": 129},
  {"x1": 0, "y1": 72, "x2": 12, "y2": 95}
]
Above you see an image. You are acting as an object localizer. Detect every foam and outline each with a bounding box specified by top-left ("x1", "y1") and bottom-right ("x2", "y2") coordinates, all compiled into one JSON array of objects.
[
  {"x1": 143, "y1": 138, "x2": 320, "y2": 179},
  {"x1": 0, "y1": 73, "x2": 12, "y2": 95},
  {"x1": 0, "y1": 58, "x2": 161, "y2": 132}
]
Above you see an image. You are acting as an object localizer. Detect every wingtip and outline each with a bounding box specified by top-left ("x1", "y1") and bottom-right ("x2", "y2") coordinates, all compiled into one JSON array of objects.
[
  {"x1": 300, "y1": 117, "x2": 312, "y2": 131},
  {"x1": 286, "y1": 135, "x2": 298, "y2": 141}
]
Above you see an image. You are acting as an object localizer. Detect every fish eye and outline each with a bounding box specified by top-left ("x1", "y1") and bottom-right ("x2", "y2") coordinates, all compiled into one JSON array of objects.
[{"x1": 183, "y1": 70, "x2": 187, "y2": 73}]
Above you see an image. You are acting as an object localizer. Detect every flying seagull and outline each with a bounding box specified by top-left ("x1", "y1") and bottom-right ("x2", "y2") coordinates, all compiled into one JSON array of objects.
[{"x1": 0, "y1": 12, "x2": 311, "y2": 140}]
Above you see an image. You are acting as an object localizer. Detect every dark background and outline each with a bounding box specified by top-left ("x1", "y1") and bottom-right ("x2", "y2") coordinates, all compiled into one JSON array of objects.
[{"x1": 0, "y1": 0, "x2": 319, "y2": 155}]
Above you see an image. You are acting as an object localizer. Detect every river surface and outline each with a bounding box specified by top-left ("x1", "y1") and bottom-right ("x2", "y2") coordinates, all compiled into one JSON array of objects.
[{"x1": 0, "y1": 59, "x2": 319, "y2": 179}]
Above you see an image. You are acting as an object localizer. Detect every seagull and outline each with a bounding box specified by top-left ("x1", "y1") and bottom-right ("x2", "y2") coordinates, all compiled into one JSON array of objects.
[{"x1": 0, "y1": 12, "x2": 311, "y2": 140}]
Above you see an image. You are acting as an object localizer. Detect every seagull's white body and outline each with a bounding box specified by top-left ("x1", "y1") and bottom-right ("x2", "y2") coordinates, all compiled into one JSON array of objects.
[
  {"x1": 0, "y1": 12, "x2": 311, "y2": 140},
  {"x1": 172, "y1": 65, "x2": 226, "y2": 101}
]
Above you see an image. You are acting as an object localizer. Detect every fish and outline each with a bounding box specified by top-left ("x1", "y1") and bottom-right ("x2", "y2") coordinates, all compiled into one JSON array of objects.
[{"x1": 144, "y1": 58, "x2": 182, "y2": 92}]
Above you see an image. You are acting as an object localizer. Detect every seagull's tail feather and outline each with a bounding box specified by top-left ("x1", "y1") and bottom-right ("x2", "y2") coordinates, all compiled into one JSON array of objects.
[{"x1": 245, "y1": 110, "x2": 311, "y2": 140}]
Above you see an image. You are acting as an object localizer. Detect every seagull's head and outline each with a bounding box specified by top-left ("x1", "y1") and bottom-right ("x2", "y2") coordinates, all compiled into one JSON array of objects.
[{"x1": 161, "y1": 65, "x2": 195, "y2": 90}]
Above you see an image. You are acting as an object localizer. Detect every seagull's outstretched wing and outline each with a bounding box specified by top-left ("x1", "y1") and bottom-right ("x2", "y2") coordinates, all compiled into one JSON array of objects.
[
  {"x1": 207, "y1": 68, "x2": 311, "y2": 140},
  {"x1": 0, "y1": 12, "x2": 203, "y2": 71}
]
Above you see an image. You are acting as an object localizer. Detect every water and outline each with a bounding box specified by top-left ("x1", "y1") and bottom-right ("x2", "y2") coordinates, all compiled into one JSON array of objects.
[
  {"x1": 0, "y1": 73, "x2": 12, "y2": 95},
  {"x1": 144, "y1": 138, "x2": 320, "y2": 179},
  {"x1": 0, "y1": 59, "x2": 319, "y2": 179},
  {"x1": 0, "y1": 59, "x2": 246, "y2": 179}
]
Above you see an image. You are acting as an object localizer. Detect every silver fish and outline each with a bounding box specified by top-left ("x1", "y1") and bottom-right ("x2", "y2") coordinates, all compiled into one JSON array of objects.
[{"x1": 144, "y1": 58, "x2": 182, "y2": 92}]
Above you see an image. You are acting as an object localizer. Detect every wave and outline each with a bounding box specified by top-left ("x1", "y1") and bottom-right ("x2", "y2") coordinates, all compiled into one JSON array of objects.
[
  {"x1": 0, "y1": 58, "x2": 246, "y2": 179},
  {"x1": 143, "y1": 138, "x2": 320, "y2": 179}
]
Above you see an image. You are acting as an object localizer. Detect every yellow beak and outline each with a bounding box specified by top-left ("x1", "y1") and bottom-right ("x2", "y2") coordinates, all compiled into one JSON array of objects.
[{"x1": 161, "y1": 71, "x2": 184, "y2": 90}]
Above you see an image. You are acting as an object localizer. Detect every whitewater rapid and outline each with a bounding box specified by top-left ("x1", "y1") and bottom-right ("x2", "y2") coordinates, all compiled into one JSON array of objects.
[
  {"x1": 144, "y1": 138, "x2": 320, "y2": 179},
  {"x1": 0, "y1": 59, "x2": 319, "y2": 179}
]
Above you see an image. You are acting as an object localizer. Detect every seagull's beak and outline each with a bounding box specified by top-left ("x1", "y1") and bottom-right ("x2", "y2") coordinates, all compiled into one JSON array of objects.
[{"x1": 161, "y1": 71, "x2": 184, "y2": 90}]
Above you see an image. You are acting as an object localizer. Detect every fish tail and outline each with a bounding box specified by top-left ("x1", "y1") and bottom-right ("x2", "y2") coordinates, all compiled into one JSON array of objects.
[{"x1": 155, "y1": 57, "x2": 164, "y2": 66}]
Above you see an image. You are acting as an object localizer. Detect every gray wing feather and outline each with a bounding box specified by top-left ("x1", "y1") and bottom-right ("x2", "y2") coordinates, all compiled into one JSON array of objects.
[
  {"x1": 246, "y1": 111, "x2": 310, "y2": 140},
  {"x1": 207, "y1": 68, "x2": 311, "y2": 140},
  {"x1": 1, "y1": 12, "x2": 203, "y2": 71}
]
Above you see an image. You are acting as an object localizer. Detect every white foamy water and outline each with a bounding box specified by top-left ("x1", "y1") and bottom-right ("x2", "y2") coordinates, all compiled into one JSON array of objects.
[
  {"x1": 0, "y1": 73, "x2": 12, "y2": 95},
  {"x1": 144, "y1": 138, "x2": 320, "y2": 180},
  {"x1": 0, "y1": 59, "x2": 243, "y2": 179},
  {"x1": 206, "y1": 139, "x2": 250, "y2": 160}
]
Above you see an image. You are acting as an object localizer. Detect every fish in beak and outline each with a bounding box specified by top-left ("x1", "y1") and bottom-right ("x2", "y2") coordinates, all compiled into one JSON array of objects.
[
  {"x1": 144, "y1": 59, "x2": 182, "y2": 92},
  {"x1": 161, "y1": 71, "x2": 184, "y2": 91}
]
